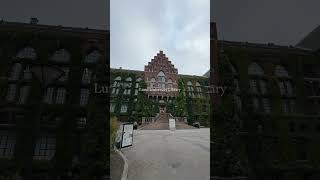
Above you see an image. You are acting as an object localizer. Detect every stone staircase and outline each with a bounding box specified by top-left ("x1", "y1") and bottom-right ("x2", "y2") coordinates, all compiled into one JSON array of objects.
[
  {"x1": 139, "y1": 113, "x2": 195, "y2": 130},
  {"x1": 176, "y1": 122, "x2": 196, "y2": 129}
]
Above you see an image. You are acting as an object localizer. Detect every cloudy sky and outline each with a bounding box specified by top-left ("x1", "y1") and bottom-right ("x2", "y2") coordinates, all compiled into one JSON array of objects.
[
  {"x1": 0, "y1": 0, "x2": 108, "y2": 30},
  {"x1": 212, "y1": 0, "x2": 320, "y2": 45},
  {"x1": 111, "y1": 0, "x2": 210, "y2": 76}
]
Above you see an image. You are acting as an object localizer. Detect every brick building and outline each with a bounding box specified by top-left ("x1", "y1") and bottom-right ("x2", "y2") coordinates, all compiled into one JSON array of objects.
[
  {"x1": 110, "y1": 50, "x2": 210, "y2": 128},
  {"x1": 211, "y1": 22, "x2": 320, "y2": 179},
  {"x1": 0, "y1": 21, "x2": 109, "y2": 179}
]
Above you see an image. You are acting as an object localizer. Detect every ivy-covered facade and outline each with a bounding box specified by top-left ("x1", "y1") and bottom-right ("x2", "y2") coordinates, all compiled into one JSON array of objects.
[
  {"x1": 0, "y1": 21, "x2": 109, "y2": 179},
  {"x1": 110, "y1": 51, "x2": 210, "y2": 127},
  {"x1": 211, "y1": 22, "x2": 320, "y2": 180}
]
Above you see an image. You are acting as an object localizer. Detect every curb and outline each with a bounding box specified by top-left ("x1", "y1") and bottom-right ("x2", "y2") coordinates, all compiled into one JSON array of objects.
[{"x1": 114, "y1": 148, "x2": 129, "y2": 180}]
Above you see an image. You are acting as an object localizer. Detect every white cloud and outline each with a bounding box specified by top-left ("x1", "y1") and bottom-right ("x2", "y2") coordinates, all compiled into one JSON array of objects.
[{"x1": 111, "y1": 0, "x2": 209, "y2": 75}]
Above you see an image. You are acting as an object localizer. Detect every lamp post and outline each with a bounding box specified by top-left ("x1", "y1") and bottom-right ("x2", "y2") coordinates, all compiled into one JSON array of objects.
[{"x1": 22, "y1": 64, "x2": 64, "y2": 180}]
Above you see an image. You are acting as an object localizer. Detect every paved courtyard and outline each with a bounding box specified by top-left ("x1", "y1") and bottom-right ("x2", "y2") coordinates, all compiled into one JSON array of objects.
[{"x1": 122, "y1": 128, "x2": 210, "y2": 180}]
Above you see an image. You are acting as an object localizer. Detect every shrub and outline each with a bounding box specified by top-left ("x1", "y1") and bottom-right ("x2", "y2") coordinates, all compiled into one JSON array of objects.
[{"x1": 110, "y1": 117, "x2": 120, "y2": 148}]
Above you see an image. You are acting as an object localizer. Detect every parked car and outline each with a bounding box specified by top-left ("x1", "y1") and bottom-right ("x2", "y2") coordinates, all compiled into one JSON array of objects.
[{"x1": 193, "y1": 122, "x2": 200, "y2": 128}]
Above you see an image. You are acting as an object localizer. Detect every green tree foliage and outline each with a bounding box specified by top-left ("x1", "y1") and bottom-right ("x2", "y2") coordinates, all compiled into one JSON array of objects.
[
  {"x1": 211, "y1": 53, "x2": 249, "y2": 177},
  {"x1": 175, "y1": 80, "x2": 188, "y2": 117},
  {"x1": 110, "y1": 117, "x2": 120, "y2": 148},
  {"x1": 135, "y1": 81, "x2": 153, "y2": 119},
  {"x1": 79, "y1": 62, "x2": 108, "y2": 179}
]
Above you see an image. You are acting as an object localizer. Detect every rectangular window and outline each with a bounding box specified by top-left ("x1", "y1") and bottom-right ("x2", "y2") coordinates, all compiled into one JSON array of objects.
[
  {"x1": 285, "y1": 81, "x2": 293, "y2": 96},
  {"x1": 44, "y1": 87, "x2": 54, "y2": 104},
  {"x1": 249, "y1": 80, "x2": 258, "y2": 94},
  {"x1": 6, "y1": 84, "x2": 17, "y2": 101},
  {"x1": 278, "y1": 81, "x2": 286, "y2": 95},
  {"x1": 233, "y1": 79, "x2": 240, "y2": 92},
  {"x1": 259, "y1": 80, "x2": 267, "y2": 95},
  {"x1": 234, "y1": 95, "x2": 242, "y2": 111},
  {"x1": 55, "y1": 88, "x2": 66, "y2": 104},
  {"x1": 110, "y1": 103, "x2": 116, "y2": 112},
  {"x1": 134, "y1": 89, "x2": 138, "y2": 95},
  {"x1": 80, "y1": 89, "x2": 90, "y2": 106},
  {"x1": 33, "y1": 135, "x2": 56, "y2": 160},
  {"x1": 290, "y1": 100, "x2": 296, "y2": 113},
  {"x1": 262, "y1": 98, "x2": 271, "y2": 113},
  {"x1": 252, "y1": 97, "x2": 259, "y2": 111},
  {"x1": 59, "y1": 67, "x2": 69, "y2": 82},
  {"x1": 282, "y1": 99, "x2": 289, "y2": 114},
  {"x1": 77, "y1": 117, "x2": 87, "y2": 128},
  {"x1": 0, "y1": 131, "x2": 16, "y2": 158},
  {"x1": 82, "y1": 68, "x2": 92, "y2": 84},
  {"x1": 121, "y1": 104, "x2": 128, "y2": 113},
  {"x1": 19, "y1": 86, "x2": 30, "y2": 104}
]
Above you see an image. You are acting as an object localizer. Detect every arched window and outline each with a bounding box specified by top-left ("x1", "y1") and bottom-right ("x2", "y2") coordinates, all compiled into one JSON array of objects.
[
  {"x1": 50, "y1": 49, "x2": 70, "y2": 62},
  {"x1": 274, "y1": 65, "x2": 295, "y2": 113},
  {"x1": 248, "y1": 63, "x2": 264, "y2": 75},
  {"x1": 114, "y1": 76, "x2": 121, "y2": 81},
  {"x1": 274, "y1": 65, "x2": 289, "y2": 77},
  {"x1": 112, "y1": 76, "x2": 122, "y2": 95},
  {"x1": 16, "y1": 47, "x2": 37, "y2": 60},
  {"x1": 135, "y1": 78, "x2": 142, "y2": 88},
  {"x1": 9, "y1": 63, "x2": 22, "y2": 80},
  {"x1": 124, "y1": 77, "x2": 132, "y2": 95},
  {"x1": 187, "y1": 81, "x2": 194, "y2": 97},
  {"x1": 125, "y1": 77, "x2": 132, "y2": 84},
  {"x1": 82, "y1": 68, "x2": 92, "y2": 84},
  {"x1": 150, "y1": 78, "x2": 156, "y2": 88},
  {"x1": 248, "y1": 62, "x2": 270, "y2": 113},
  {"x1": 195, "y1": 82, "x2": 201, "y2": 92},
  {"x1": 157, "y1": 71, "x2": 166, "y2": 89},
  {"x1": 84, "y1": 50, "x2": 101, "y2": 63}
]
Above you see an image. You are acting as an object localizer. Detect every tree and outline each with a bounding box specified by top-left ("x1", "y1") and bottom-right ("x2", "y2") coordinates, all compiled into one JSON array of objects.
[
  {"x1": 135, "y1": 81, "x2": 153, "y2": 121},
  {"x1": 211, "y1": 53, "x2": 249, "y2": 177},
  {"x1": 176, "y1": 80, "x2": 187, "y2": 117},
  {"x1": 79, "y1": 62, "x2": 108, "y2": 179}
]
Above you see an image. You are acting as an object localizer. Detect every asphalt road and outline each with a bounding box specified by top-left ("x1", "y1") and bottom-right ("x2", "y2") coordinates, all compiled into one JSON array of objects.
[{"x1": 122, "y1": 129, "x2": 210, "y2": 180}]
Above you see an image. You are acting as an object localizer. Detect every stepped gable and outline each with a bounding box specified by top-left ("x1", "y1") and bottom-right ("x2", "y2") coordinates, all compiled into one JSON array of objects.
[
  {"x1": 144, "y1": 50, "x2": 179, "y2": 97},
  {"x1": 144, "y1": 50, "x2": 178, "y2": 74}
]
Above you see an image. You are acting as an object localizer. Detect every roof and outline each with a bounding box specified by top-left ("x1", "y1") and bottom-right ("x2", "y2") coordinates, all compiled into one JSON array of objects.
[
  {"x1": 296, "y1": 25, "x2": 320, "y2": 51},
  {"x1": 0, "y1": 20, "x2": 108, "y2": 39},
  {"x1": 110, "y1": 68, "x2": 208, "y2": 79}
]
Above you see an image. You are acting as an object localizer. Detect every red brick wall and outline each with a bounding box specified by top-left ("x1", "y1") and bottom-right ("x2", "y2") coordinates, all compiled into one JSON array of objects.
[{"x1": 144, "y1": 51, "x2": 179, "y2": 97}]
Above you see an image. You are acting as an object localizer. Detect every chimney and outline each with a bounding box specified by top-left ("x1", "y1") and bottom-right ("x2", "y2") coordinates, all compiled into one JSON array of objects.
[{"x1": 30, "y1": 17, "x2": 39, "y2": 25}]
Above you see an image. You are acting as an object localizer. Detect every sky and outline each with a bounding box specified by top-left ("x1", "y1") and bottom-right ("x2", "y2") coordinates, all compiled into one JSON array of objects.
[
  {"x1": 212, "y1": 0, "x2": 320, "y2": 46},
  {"x1": 0, "y1": 0, "x2": 108, "y2": 30},
  {"x1": 111, "y1": 0, "x2": 210, "y2": 76}
]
